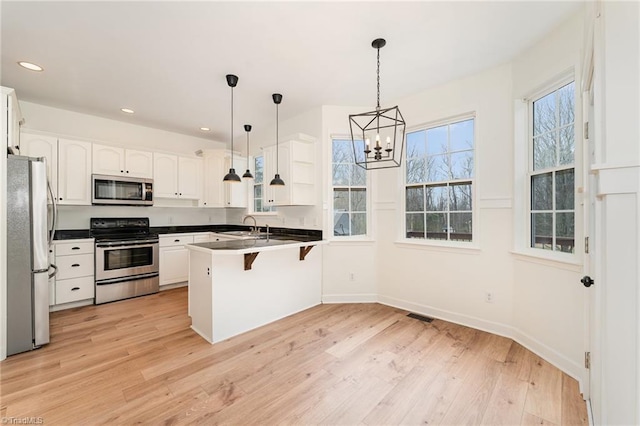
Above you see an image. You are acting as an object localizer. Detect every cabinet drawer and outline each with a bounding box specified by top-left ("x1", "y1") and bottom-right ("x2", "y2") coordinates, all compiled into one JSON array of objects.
[
  {"x1": 193, "y1": 233, "x2": 212, "y2": 243},
  {"x1": 56, "y1": 241, "x2": 94, "y2": 256},
  {"x1": 56, "y1": 276, "x2": 95, "y2": 304},
  {"x1": 55, "y1": 253, "x2": 94, "y2": 279},
  {"x1": 159, "y1": 235, "x2": 194, "y2": 247}
]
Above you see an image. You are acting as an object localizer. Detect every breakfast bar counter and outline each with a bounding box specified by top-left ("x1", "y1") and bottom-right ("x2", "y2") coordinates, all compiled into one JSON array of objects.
[{"x1": 185, "y1": 237, "x2": 325, "y2": 344}]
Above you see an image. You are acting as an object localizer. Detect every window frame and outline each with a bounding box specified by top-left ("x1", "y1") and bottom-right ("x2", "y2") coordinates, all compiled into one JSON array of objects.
[
  {"x1": 249, "y1": 154, "x2": 277, "y2": 216},
  {"x1": 329, "y1": 135, "x2": 371, "y2": 241},
  {"x1": 527, "y1": 78, "x2": 577, "y2": 256},
  {"x1": 400, "y1": 113, "x2": 478, "y2": 248},
  {"x1": 513, "y1": 69, "x2": 582, "y2": 265}
]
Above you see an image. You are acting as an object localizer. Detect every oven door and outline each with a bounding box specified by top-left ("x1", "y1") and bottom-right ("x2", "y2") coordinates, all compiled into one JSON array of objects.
[{"x1": 95, "y1": 239, "x2": 159, "y2": 281}]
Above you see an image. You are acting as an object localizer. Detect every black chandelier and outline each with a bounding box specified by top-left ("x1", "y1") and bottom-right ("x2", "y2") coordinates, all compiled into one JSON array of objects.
[{"x1": 349, "y1": 38, "x2": 406, "y2": 170}]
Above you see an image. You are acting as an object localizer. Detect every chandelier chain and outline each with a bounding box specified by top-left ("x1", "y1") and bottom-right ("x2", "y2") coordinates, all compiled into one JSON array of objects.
[{"x1": 376, "y1": 46, "x2": 381, "y2": 110}]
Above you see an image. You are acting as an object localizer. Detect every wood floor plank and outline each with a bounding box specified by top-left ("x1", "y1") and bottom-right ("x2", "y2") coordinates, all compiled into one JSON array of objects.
[{"x1": 0, "y1": 288, "x2": 587, "y2": 425}]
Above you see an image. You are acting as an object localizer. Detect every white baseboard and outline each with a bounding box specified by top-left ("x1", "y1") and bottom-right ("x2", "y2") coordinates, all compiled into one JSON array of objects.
[
  {"x1": 322, "y1": 293, "x2": 378, "y2": 303},
  {"x1": 377, "y1": 294, "x2": 586, "y2": 392},
  {"x1": 160, "y1": 282, "x2": 187, "y2": 291},
  {"x1": 49, "y1": 298, "x2": 94, "y2": 312}
]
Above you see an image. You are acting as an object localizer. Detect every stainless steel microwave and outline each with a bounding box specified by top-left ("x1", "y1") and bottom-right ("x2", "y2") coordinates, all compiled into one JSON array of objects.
[{"x1": 92, "y1": 174, "x2": 153, "y2": 206}]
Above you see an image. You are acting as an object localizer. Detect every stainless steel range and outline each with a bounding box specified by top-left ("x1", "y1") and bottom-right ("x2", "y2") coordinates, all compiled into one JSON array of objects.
[{"x1": 91, "y1": 218, "x2": 159, "y2": 304}]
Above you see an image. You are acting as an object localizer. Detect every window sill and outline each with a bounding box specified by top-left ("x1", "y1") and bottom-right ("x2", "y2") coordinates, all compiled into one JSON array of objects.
[
  {"x1": 394, "y1": 239, "x2": 481, "y2": 254},
  {"x1": 328, "y1": 237, "x2": 375, "y2": 246},
  {"x1": 510, "y1": 248, "x2": 582, "y2": 271}
]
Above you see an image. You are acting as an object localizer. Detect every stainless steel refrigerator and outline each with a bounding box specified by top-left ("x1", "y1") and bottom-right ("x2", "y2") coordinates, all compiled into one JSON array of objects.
[{"x1": 7, "y1": 155, "x2": 57, "y2": 356}]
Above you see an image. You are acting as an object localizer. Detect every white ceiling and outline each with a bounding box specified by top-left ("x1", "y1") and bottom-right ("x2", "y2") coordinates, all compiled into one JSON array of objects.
[{"x1": 1, "y1": 1, "x2": 582, "y2": 144}]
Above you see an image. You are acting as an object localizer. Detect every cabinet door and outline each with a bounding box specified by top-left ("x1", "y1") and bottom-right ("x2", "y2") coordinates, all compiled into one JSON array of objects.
[
  {"x1": 159, "y1": 246, "x2": 189, "y2": 285},
  {"x1": 125, "y1": 149, "x2": 153, "y2": 178},
  {"x1": 153, "y1": 153, "x2": 179, "y2": 198},
  {"x1": 22, "y1": 132, "x2": 59, "y2": 201},
  {"x1": 225, "y1": 155, "x2": 248, "y2": 207},
  {"x1": 201, "y1": 153, "x2": 225, "y2": 207},
  {"x1": 58, "y1": 139, "x2": 92, "y2": 205},
  {"x1": 178, "y1": 157, "x2": 202, "y2": 200},
  {"x1": 264, "y1": 144, "x2": 290, "y2": 206},
  {"x1": 92, "y1": 144, "x2": 125, "y2": 176}
]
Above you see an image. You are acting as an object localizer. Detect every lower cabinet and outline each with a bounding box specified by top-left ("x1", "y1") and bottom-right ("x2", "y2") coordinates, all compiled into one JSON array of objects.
[
  {"x1": 52, "y1": 239, "x2": 95, "y2": 308},
  {"x1": 159, "y1": 234, "x2": 195, "y2": 286}
]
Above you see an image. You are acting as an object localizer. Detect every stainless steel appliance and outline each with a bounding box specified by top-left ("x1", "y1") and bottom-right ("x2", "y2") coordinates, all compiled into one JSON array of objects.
[
  {"x1": 92, "y1": 174, "x2": 153, "y2": 206},
  {"x1": 92, "y1": 218, "x2": 159, "y2": 304},
  {"x1": 6, "y1": 155, "x2": 57, "y2": 356}
]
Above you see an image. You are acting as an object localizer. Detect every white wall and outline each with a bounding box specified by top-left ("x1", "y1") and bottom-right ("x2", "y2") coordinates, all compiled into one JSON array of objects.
[{"x1": 510, "y1": 11, "x2": 586, "y2": 383}]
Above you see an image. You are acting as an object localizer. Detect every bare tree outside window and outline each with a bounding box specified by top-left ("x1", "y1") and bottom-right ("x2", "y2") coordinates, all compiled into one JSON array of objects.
[
  {"x1": 530, "y1": 81, "x2": 575, "y2": 253},
  {"x1": 405, "y1": 118, "x2": 474, "y2": 242},
  {"x1": 333, "y1": 139, "x2": 367, "y2": 236}
]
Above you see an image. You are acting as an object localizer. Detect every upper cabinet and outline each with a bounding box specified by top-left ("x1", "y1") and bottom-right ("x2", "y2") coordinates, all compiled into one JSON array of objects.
[
  {"x1": 22, "y1": 132, "x2": 92, "y2": 205},
  {"x1": 57, "y1": 139, "x2": 92, "y2": 205},
  {"x1": 264, "y1": 134, "x2": 316, "y2": 206},
  {"x1": 2, "y1": 87, "x2": 22, "y2": 155},
  {"x1": 93, "y1": 144, "x2": 153, "y2": 178},
  {"x1": 200, "y1": 150, "x2": 248, "y2": 208},
  {"x1": 153, "y1": 153, "x2": 202, "y2": 200}
]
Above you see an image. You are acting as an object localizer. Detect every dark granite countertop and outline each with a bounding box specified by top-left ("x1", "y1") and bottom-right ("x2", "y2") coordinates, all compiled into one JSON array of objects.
[{"x1": 54, "y1": 225, "x2": 322, "y2": 240}]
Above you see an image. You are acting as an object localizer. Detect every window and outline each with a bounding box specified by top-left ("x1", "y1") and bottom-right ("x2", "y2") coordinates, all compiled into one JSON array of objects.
[
  {"x1": 332, "y1": 138, "x2": 367, "y2": 236},
  {"x1": 405, "y1": 118, "x2": 474, "y2": 242},
  {"x1": 529, "y1": 81, "x2": 575, "y2": 253},
  {"x1": 252, "y1": 156, "x2": 274, "y2": 213}
]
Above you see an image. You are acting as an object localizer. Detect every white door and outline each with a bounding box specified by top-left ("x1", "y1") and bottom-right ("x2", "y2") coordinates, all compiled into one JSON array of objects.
[
  {"x1": 153, "y1": 153, "x2": 178, "y2": 198},
  {"x1": 92, "y1": 144, "x2": 125, "y2": 176},
  {"x1": 159, "y1": 246, "x2": 189, "y2": 285},
  {"x1": 125, "y1": 149, "x2": 153, "y2": 178},
  {"x1": 58, "y1": 139, "x2": 92, "y2": 205},
  {"x1": 201, "y1": 153, "x2": 225, "y2": 207}
]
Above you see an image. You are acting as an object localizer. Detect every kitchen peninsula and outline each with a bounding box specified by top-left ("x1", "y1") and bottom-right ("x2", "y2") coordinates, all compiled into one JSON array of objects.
[{"x1": 186, "y1": 233, "x2": 325, "y2": 343}]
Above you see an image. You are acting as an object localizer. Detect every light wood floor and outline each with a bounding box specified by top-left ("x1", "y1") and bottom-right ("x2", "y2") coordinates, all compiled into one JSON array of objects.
[{"x1": 0, "y1": 287, "x2": 588, "y2": 425}]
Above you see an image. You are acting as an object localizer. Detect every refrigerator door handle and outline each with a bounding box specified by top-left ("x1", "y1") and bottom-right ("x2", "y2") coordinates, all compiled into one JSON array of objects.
[
  {"x1": 47, "y1": 177, "x2": 58, "y2": 245},
  {"x1": 48, "y1": 263, "x2": 58, "y2": 279}
]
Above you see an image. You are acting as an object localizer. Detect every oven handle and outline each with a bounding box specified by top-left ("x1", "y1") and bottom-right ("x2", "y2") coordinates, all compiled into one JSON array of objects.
[
  {"x1": 96, "y1": 272, "x2": 159, "y2": 285},
  {"x1": 96, "y1": 239, "x2": 159, "y2": 248}
]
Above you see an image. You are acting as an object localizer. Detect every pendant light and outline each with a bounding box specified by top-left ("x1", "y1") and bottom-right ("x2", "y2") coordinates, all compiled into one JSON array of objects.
[
  {"x1": 242, "y1": 124, "x2": 253, "y2": 179},
  {"x1": 223, "y1": 74, "x2": 241, "y2": 182},
  {"x1": 349, "y1": 38, "x2": 406, "y2": 170},
  {"x1": 269, "y1": 93, "x2": 285, "y2": 186}
]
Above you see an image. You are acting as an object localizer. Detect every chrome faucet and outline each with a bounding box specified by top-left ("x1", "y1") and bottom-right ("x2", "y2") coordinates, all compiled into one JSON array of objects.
[{"x1": 242, "y1": 215, "x2": 257, "y2": 234}]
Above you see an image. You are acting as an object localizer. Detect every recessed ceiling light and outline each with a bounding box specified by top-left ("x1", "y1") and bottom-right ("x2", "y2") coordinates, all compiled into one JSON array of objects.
[
  {"x1": 200, "y1": 127, "x2": 210, "y2": 131},
  {"x1": 18, "y1": 61, "x2": 43, "y2": 72},
  {"x1": 120, "y1": 108, "x2": 134, "y2": 114}
]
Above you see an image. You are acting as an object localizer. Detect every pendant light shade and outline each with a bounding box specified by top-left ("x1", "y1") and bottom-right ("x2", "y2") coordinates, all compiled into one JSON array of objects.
[
  {"x1": 270, "y1": 93, "x2": 285, "y2": 186},
  {"x1": 242, "y1": 124, "x2": 254, "y2": 179},
  {"x1": 223, "y1": 74, "x2": 241, "y2": 182},
  {"x1": 349, "y1": 38, "x2": 406, "y2": 170}
]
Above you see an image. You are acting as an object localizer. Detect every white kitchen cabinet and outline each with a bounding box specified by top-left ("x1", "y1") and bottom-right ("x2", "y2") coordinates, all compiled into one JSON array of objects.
[
  {"x1": 57, "y1": 139, "x2": 93, "y2": 205},
  {"x1": 154, "y1": 154, "x2": 202, "y2": 200},
  {"x1": 21, "y1": 132, "x2": 59, "y2": 200},
  {"x1": 159, "y1": 234, "x2": 194, "y2": 286},
  {"x1": 200, "y1": 150, "x2": 247, "y2": 208},
  {"x1": 263, "y1": 133, "x2": 315, "y2": 206},
  {"x1": 24, "y1": 133, "x2": 93, "y2": 205},
  {"x1": 193, "y1": 233, "x2": 213, "y2": 243},
  {"x1": 2, "y1": 86, "x2": 22, "y2": 154},
  {"x1": 93, "y1": 145, "x2": 153, "y2": 178},
  {"x1": 53, "y1": 239, "x2": 95, "y2": 307}
]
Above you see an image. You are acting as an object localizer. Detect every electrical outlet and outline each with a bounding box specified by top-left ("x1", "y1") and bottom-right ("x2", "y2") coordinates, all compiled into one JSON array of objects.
[
  {"x1": 349, "y1": 272, "x2": 355, "y2": 281},
  {"x1": 168, "y1": 216, "x2": 173, "y2": 224},
  {"x1": 485, "y1": 291, "x2": 494, "y2": 303}
]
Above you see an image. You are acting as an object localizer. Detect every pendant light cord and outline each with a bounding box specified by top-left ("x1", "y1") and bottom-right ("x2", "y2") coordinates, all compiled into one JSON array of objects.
[
  {"x1": 276, "y1": 103, "x2": 279, "y2": 172},
  {"x1": 230, "y1": 86, "x2": 234, "y2": 163}
]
